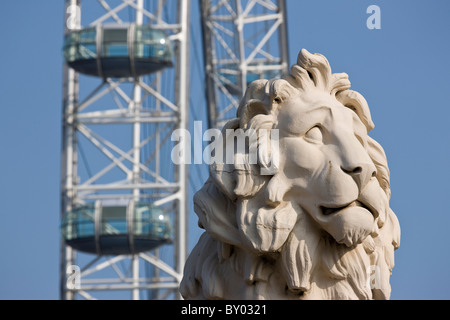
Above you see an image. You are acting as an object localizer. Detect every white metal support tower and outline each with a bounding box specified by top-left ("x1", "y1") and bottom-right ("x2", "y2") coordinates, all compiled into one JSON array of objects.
[
  {"x1": 200, "y1": 0, "x2": 289, "y2": 128},
  {"x1": 61, "y1": 0, "x2": 190, "y2": 300}
]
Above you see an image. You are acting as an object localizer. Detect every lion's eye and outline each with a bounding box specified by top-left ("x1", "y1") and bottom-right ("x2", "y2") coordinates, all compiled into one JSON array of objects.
[
  {"x1": 273, "y1": 96, "x2": 282, "y2": 104},
  {"x1": 304, "y1": 126, "x2": 323, "y2": 144}
]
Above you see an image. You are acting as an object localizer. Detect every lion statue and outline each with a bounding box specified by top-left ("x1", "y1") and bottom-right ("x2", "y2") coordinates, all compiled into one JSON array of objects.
[{"x1": 180, "y1": 49, "x2": 400, "y2": 300}]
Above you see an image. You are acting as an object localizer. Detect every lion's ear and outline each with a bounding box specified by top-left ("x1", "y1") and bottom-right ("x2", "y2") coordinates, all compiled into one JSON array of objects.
[{"x1": 336, "y1": 90, "x2": 375, "y2": 132}]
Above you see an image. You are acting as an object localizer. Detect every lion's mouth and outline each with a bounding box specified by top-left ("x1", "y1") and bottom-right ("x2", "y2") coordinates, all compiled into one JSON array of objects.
[{"x1": 320, "y1": 200, "x2": 377, "y2": 218}]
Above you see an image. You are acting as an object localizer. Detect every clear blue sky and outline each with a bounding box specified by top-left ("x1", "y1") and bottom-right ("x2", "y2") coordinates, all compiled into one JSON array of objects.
[{"x1": 0, "y1": 0, "x2": 449, "y2": 300}]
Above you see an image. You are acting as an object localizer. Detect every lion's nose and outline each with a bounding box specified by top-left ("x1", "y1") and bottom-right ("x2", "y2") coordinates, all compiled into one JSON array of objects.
[{"x1": 341, "y1": 162, "x2": 376, "y2": 191}]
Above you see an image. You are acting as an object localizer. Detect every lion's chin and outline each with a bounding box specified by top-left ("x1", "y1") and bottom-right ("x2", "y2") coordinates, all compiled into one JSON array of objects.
[{"x1": 317, "y1": 205, "x2": 375, "y2": 247}]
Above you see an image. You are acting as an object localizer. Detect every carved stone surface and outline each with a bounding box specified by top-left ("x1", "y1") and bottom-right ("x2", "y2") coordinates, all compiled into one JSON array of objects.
[{"x1": 180, "y1": 49, "x2": 400, "y2": 300}]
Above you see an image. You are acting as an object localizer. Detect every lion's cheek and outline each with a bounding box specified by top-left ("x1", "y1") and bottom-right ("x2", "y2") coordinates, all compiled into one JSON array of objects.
[
  {"x1": 280, "y1": 139, "x2": 325, "y2": 191},
  {"x1": 281, "y1": 138, "x2": 322, "y2": 172},
  {"x1": 321, "y1": 207, "x2": 375, "y2": 247}
]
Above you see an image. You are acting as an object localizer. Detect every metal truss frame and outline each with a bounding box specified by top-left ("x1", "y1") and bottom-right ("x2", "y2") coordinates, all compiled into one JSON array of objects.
[
  {"x1": 201, "y1": 0, "x2": 289, "y2": 128},
  {"x1": 61, "y1": 0, "x2": 190, "y2": 300}
]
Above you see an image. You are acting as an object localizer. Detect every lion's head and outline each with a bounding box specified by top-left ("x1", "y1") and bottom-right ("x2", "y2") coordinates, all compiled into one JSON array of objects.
[{"x1": 180, "y1": 49, "x2": 400, "y2": 300}]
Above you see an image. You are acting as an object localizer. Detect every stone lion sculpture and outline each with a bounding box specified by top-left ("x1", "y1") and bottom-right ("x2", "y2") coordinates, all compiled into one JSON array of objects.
[{"x1": 180, "y1": 49, "x2": 400, "y2": 300}]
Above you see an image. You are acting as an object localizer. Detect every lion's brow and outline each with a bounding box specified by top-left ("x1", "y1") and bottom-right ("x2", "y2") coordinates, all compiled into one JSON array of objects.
[
  {"x1": 288, "y1": 105, "x2": 333, "y2": 134},
  {"x1": 304, "y1": 105, "x2": 333, "y2": 119}
]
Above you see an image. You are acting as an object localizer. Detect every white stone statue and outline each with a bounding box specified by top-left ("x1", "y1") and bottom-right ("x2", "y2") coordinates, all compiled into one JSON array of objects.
[{"x1": 180, "y1": 49, "x2": 400, "y2": 300}]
